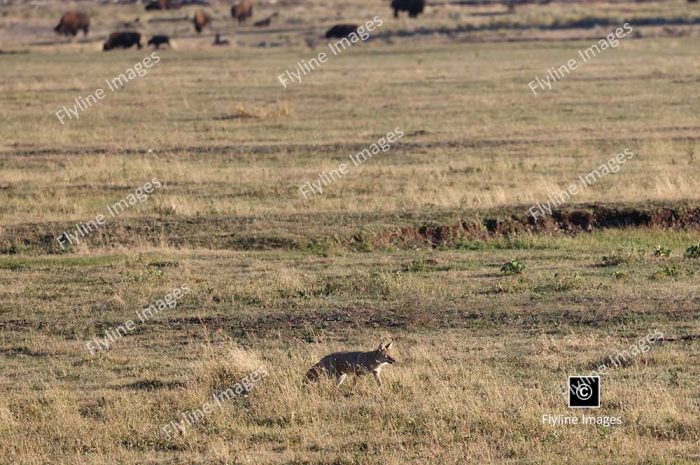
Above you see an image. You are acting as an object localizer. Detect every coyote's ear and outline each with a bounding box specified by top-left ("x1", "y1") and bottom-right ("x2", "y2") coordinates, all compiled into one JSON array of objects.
[
  {"x1": 385, "y1": 341, "x2": 393, "y2": 350},
  {"x1": 377, "y1": 341, "x2": 386, "y2": 351},
  {"x1": 378, "y1": 341, "x2": 393, "y2": 351}
]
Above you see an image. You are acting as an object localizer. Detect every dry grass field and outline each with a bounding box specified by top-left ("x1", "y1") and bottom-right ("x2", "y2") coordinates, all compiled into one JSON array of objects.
[{"x1": 1, "y1": 0, "x2": 700, "y2": 464}]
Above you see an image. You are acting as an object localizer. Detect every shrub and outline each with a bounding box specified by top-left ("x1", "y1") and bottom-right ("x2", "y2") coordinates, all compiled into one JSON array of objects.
[
  {"x1": 501, "y1": 260, "x2": 524, "y2": 275},
  {"x1": 684, "y1": 244, "x2": 700, "y2": 259},
  {"x1": 653, "y1": 246, "x2": 672, "y2": 257}
]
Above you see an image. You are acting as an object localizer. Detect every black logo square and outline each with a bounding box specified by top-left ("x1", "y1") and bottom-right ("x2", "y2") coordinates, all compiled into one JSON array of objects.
[{"x1": 568, "y1": 376, "x2": 600, "y2": 408}]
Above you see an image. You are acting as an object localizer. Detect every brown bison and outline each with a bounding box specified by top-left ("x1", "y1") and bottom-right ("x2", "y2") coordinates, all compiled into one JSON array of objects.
[
  {"x1": 192, "y1": 10, "x2": 211, "y2": 34},
  {"x1": 231, "y1": 0, "x2": 253, "y2": 23},
  {"x1": 103, "y1": 32, "x2": 142, "y2": 51},
  {"x1": 54, "y1": 11, "x2": 90, "y2": 36},
  {"x1": 193, "y1": 10, "x2": 210, "y2": 33},
  {"x1": 391, "y1": 0, "x2": 426, "y2": 18}
]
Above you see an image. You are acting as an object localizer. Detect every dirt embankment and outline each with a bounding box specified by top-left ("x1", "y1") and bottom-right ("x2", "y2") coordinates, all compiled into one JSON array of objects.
[
  {"x1": 372, "y1": 205, "x2": 700, "y2": 249},
  {"x1": 2, "y1": 204, "x2": 700, "y2": 254}
]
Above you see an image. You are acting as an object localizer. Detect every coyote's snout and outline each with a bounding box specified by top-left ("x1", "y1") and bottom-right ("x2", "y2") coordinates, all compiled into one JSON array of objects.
[{"x1": 305, "y1": 341, "x2": 396, "y2": 387}]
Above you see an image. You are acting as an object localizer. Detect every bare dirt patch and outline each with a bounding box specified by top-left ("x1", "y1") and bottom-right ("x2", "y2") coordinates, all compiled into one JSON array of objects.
[{"x1": 371, "y1": 204, "x2": 700, "y2": 249}]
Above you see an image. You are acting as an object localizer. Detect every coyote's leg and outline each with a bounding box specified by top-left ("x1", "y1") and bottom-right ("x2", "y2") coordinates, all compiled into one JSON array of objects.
[
  {"x1": 372, "y1": 371, "x2": 383, "y2": 388},
  {"x1": 336, "y1": 373, "x2": 347, "y2": 387}
]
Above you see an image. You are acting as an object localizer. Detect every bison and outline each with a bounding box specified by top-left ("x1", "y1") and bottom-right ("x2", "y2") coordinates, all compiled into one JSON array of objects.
[
  {"x1": 391, "y1": 0, "x2": 426, "y2": 18},
  {"x1": 103, "y1": 32, "x2": 142, "y2": 51},
  {"x1": 231, "y1": 0, "x2": 253, "y2": 23},
  {"x1": 193, "y1": 10, "x2": 210, "y2": 33},
  {"x1": 147, "y1": 34, "x2": 170, "y2": 49},
  {"x1": 54, "y1": 11, "x2": 90, "y2": 36},
  {"x1": 325, "y1": 24, "x2": 359, "y2": 39}
]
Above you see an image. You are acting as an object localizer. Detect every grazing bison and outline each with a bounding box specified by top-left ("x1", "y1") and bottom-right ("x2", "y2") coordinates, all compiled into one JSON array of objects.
[
  {"x1": 231, "y1": 0, "x2": 253, "y2": 23},
  {"x1": 253, "y1": 12, "x2": 277, "y2": 27},
  {"x1": 147, "y1": 35, "x2": 170, "y2": 49},
  {"x1": 391, "y1": 0, "x2": 426, "y2": 18},
  {"x1": 325, "y1": 24, "x2": 359, "y2": 39},
  {"x1": 54, "y1": 11, "x2": 90, "y2": 36},
  {"x1": 103, "y1": 32, "x2": 142, "y2": 51},
  {"x1": 193, "y1": 10, "x2": 210, "y2": 33}
]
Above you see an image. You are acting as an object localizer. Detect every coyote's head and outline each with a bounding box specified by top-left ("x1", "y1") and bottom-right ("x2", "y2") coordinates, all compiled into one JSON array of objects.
[{"x1": 375, "y1": 341, "x2": 396, "y2": 365}]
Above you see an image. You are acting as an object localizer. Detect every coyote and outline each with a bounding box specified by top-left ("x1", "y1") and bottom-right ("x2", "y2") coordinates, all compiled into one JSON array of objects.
[{"x1": 306, "y1": 341, "x2": 396, "y2": 387}]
